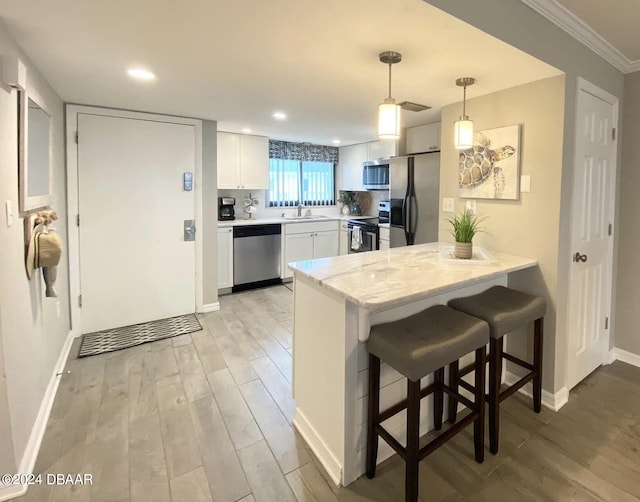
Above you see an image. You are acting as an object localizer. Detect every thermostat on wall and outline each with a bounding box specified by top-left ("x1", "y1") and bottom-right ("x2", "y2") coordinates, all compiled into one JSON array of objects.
[{"x1": 183, "y1": 172, "x2": 193, "y2": 191}]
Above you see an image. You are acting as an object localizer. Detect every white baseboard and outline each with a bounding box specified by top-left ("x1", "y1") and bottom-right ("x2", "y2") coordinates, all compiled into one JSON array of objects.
[
  {"x1": 606, "y1": 349, "x2": 617, "y2": 365},
  {"x1": 613, "y1": 347, "x2": 640, "y2": 368},
  {"x1": 504, "y1": 371, "x2": 569, "y2": 412},
  {"x1": 293, "y1": 409, "x2": 342, "y2": 486},
  {"x1": 199, "y1": 302, "x2": 220, "y2": 313},
  {"x1": 0, "y1": 330, "x2": 75, "y2": 502}
]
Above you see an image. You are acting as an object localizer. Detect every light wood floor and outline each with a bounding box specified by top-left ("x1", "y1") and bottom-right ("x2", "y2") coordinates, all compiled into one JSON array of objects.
[{"x1": 17, "y1": 285, "x2": 640, "y2": 502}]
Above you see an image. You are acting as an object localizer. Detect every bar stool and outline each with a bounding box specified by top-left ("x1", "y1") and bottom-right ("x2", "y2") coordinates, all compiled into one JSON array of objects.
[
  {"x1": 447, "y1": 286, "x2": 546, "y2": 454},
  {"x1": 366, "y1": 305, "x2": 489, "y2": 502}
]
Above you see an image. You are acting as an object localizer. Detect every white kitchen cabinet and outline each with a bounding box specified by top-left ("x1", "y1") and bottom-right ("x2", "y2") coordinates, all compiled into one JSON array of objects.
[
  {"x1": 284, "y1": 233, "x2": 314, "y2": 275},
  {"x1": 313, "y1": 230, "x2": 339, "y2": 259},
  {"x1": 339, "y1": 143, "x2": 368, "y2": 191},
  {"x1": 405, "y1": 123, "x2": 441, "y2": 154},
  {"x1": 339, "y1": 221, "x2": 349, "y2": 255},
  {"x1": 379, "y1": 226, "x2": 390, "y2": 251},
  {"x1": 217, "y1": 132, "x2": 269, "y2": 189},
  {"x1": 217, "y1": 227, "x2": 234, "y2": 289},
  {"x1": 283, "y1": 220, "x2": 339, "y2": 278},
  {"x1": 367, "y1": 140, "x2": 397, "y2": 161}
]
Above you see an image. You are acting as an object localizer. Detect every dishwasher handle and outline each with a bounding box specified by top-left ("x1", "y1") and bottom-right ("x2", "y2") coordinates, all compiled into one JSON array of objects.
[{"x1": 233, "y1": 224, "x2": 282, "y2": 238}]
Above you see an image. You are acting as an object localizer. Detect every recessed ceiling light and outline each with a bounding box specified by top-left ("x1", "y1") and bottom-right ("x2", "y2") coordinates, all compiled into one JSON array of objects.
[
  {"x1": 332, "y1": 139, "x2": 341, "y2": 145},
  {"x1": 241, "y1": 128, "x2": 252, "y2": 133},
  {"x1": 272, "y1": 111, "x2": 287, "y2": 120},
  {"x1": 127, "y1": 68, "x2": 156, "y2": 81}
]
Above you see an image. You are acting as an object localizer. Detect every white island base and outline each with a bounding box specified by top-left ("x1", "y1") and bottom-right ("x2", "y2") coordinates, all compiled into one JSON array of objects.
[{"x1": 288, "y1": 243, "x2": 537, "y2": 486}]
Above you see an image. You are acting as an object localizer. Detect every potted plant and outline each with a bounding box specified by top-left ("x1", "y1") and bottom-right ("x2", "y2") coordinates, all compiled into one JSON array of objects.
[
  {"x1": 447, "y1": 209, "x2": 485, "y2": 259},
  {"x1": 338, "y1": 191, "x2": 357, "y2": 215}
]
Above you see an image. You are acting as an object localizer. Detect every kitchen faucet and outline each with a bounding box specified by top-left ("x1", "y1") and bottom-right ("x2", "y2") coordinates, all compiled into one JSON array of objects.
[{"x1": 297, "y1": 204, "x2": 304, "y2": 217}]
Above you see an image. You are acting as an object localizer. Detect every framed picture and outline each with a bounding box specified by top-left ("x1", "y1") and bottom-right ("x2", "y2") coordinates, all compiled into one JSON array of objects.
[{"x1": 458, "y1": 124, "x2": 521, "y2": 200}]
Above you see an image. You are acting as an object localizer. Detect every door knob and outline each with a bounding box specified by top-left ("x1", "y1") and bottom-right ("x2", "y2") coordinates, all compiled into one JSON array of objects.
[{"x1": 573, "y1": 252, "x2": 588, "y2": 263}]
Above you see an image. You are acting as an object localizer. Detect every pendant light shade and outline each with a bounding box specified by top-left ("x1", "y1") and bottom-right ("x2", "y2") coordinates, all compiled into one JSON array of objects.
[
  {"x1": 453, "y1": 119, "x2": 474, "y2": 150},
  {"x1": 454, "y1": 77, "x2": 476, "y2": 150},
  {"x1": 377, "y1": 51, "x2": 402, "y2": 140},
  {"x1": 378, "y1": 99, "x2": 401, "y2": 139}
]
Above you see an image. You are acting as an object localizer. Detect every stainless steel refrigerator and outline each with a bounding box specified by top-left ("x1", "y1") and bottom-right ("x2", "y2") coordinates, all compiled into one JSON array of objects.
[{"x1": 389, "y1": 152, "x2": 440, "y2": 247}]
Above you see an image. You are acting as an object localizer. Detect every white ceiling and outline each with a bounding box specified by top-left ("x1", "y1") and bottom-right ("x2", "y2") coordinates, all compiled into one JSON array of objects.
[{"x1": 0, "y1": 0, "x2": 561, "y2": 146}]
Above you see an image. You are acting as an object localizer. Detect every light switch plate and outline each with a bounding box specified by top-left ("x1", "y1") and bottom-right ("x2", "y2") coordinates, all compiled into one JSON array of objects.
[
  {"x1": 465, "y1": 200, "x2": 476, "y2": 215},
  {"x1": 520, "y1": 175, "x2": 531, "y2": 193},
  {"x1": 442, "y1": 197, "x2": 454, "y2": 213},
  {"x1": 5, "y1": 200, "x2": 13, "y2": 227}
]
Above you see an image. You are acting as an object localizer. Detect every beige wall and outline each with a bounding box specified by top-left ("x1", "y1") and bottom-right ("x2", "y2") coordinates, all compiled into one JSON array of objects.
[
  {"x1": 0, "y1": 21, "x2": 69, "y2": 476},
  {"x1": 425, "y1": 0, "x2": 624, "y2": 393},
  {"x1": 614, "y1": 71, "x2": 640, "y2": 356},
  {"x1": 440, "y1": 76, "x2": 565, "y2": 391}
]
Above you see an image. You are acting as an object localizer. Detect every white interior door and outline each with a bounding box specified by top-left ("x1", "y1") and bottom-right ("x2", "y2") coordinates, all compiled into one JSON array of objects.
[
  {"x1": 567, "y1": 82, "x2": 617, "y2": 390},
  {"x1": 78, "y1": 113, "x2": 196, "y2": 333}
]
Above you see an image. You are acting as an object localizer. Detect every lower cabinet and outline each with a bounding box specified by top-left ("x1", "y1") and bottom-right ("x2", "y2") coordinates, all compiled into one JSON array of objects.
[
  {"x1": 339, "y1": 221, "x2": 349, "y2": 255},
  {"x1": 217, "y1": 227, "x2": 234, "y2": 289},
  {"x1": 283, "y1": 221, "x2": 339, "y2": 279},
  {"x1": 379, "y1": 226, "x2": 390, "y2": 251}
]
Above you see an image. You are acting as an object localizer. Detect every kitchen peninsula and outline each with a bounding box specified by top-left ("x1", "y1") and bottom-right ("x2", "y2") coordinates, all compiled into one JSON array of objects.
[{"x1": 288, "y1": 243, "x2": 537, "y2": 486}]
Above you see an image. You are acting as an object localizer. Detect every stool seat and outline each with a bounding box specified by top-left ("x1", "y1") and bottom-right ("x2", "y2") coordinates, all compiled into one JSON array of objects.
[
  {"x1": 368, "y1": 305, "x2": 489, "y2": 382},
  {"x1": 448, "y1": 286, "x2": 546, "y2": 338}
]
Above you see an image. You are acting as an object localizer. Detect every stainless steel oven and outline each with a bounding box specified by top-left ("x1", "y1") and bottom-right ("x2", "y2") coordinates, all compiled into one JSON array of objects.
[{"x1": 347, "y1": 218, "x2": 379, "y2": 254}]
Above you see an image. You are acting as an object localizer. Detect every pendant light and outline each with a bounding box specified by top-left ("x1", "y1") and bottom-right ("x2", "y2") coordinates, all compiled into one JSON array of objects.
[
  {"x1": 378, "y1": 51, "x2": 402, "y2": 139},
  {"x1": 454, "y1": 77, "x2": 475, "y2": 150}
]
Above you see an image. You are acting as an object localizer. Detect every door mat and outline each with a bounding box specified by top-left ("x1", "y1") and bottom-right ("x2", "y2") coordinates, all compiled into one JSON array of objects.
[{"x1": 78, "y1": 313, "x2": 202, "y2": 358}]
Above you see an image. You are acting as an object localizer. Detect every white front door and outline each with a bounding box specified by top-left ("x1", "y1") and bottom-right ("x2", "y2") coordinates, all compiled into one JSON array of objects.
[
  {"x1": 77, "y1": 113, "x2": 196, "y2": 333},
  {"x1": 567, "y1": 80, "x2": 617, "y2": 390}
]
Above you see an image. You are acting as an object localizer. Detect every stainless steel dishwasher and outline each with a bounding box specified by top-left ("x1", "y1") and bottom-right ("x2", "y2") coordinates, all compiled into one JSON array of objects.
[{"x1": 232, "y1": 224, "x2": 282, "y2": 292}]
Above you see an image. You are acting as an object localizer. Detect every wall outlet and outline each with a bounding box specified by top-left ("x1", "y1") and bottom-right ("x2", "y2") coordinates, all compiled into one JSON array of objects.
[
  {"x1": 520, "y1": 175, "x2": 531, "y2": 193},
  {"x1": 465, "y1": 200, "x2": 477, "y2": 215},
  {"x1": 442, "y1": 197, "x2": 454, "y2": 213}
]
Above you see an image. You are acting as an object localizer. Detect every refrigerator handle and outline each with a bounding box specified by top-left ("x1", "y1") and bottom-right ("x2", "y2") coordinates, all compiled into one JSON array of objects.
[
  {"x1": 409, "y1": 196, "x2": 418, "y2": 234},
  {"x1": 402, "y1": 196, "x2": 409, "y2": 234}
]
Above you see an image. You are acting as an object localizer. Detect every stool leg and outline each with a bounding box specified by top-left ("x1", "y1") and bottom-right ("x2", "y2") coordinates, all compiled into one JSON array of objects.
[
  {"x1": 447, "y1": 360, "x2": 459, "y2": 424},
  {"x1": 489, "y1": 337, "x2": 503, "y2": 454},
  {"x1": 533, "y1": 318, "x2": 544, "y2": 413},
  {"x1": 406, "y1": 378, "x2": 420, "y2": 502},
  {"x1": 474, "y1": 347, "x2": 486, "y2": 463},
  {"x1": 366, "y1": 354, "x2": 381, "y2": 479},
  {"x1": 433, "y1": 368, "x2": 444, "y2": 430}
]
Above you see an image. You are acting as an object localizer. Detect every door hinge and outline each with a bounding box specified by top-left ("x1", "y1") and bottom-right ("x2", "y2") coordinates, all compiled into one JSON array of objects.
[
  {"x1": 612, "y1": 128, "x2": 616, "y2": 141},
  {"x1": 608, "y1": 223, "x2": 612, "y2": 236},
  {"x1": 76, "y1": 214, "x2": 80, "y2": 227},
  {"x1": 605, "y1": 317, "x2": 609, "y2": 329},
  {"x1": 78, "y1": 295, "x2": 83, "y2": 308},
  {"x1": 75, "y1": 131, "x2": 79, "y2": 144}
]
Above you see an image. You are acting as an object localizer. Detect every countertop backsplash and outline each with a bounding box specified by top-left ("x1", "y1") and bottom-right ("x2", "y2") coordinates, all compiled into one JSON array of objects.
[{"x1": 218, "y1": 189, "x2": 386, "y2": 220}]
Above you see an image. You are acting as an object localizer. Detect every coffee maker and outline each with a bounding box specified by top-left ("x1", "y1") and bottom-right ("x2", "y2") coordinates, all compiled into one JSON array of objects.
[{"x1": 218, "y1": 197, "x2": 236, "y2": 221}]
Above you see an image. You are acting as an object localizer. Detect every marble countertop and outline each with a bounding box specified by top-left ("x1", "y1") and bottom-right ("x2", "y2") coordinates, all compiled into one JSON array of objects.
[
  {"x1": 288, "y1": 242, "x2": 537, "y2": 311},
  {"x1": 218, "y1": 215, "x2": 372, "y2": 227}
]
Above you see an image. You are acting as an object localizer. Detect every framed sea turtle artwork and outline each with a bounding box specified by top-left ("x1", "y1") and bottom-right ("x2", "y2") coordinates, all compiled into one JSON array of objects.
[{"x1": 458, "y1": 124, "x2": 521, "y2": 200}]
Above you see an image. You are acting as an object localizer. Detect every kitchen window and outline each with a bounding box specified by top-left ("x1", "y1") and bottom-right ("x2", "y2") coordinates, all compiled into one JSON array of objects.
[{"x1": 267, "y1": 140, "x2": 338, "y2": 207}]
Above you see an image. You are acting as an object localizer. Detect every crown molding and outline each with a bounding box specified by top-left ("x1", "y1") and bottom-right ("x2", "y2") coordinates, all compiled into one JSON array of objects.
[{"x1": 521, "y1": 0, "x2": 640, "y2": 74}]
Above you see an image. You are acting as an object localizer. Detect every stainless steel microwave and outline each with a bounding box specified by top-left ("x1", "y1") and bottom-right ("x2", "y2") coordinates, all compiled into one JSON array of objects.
[{"x1": 363, "y1": 160, "x2": 390, "y2": 190}]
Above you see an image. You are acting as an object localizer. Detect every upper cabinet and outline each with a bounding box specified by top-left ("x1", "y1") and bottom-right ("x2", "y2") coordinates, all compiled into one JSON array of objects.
[
  {"x1": 405, "y1": 123, "x2": 441, "y2": 154},
  {"x1": 217, "y1": 132, "x2": 269, "y2": 189},
  {"x1": 338, "y1": 143, "x2": 368, "y2": 191},
  {"x1": 338, "y1": 140, "x2": 397, "y2": 191},
  {"x1": 367, "y1": 140, "x2": 397, "y2": 161}
]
